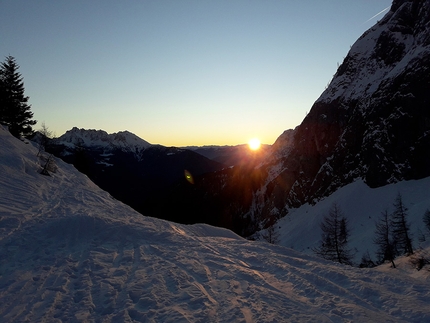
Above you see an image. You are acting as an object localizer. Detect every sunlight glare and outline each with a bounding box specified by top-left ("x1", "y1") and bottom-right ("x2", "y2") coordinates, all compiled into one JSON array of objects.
[{"x1": 248, "y1": 138, "x2": 261, "y2": 151}]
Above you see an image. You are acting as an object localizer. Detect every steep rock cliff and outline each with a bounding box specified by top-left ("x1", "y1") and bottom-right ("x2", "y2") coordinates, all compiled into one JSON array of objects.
[{"x1": 251, "y1": 0, "x2": 430, "y2": 225}]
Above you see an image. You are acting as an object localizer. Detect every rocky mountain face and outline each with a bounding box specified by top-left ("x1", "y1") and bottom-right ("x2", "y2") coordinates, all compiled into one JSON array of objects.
[
  {"x1": 246, "y1": 0, "x2": 430, "y2": 228},
  {"x1": 47, "y1": 128, "x2": 226, "y2": 224}
]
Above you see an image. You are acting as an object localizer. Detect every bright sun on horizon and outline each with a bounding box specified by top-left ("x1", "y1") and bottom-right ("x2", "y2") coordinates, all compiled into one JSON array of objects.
[{"x1": 248, "y1": 138, "x2": 261, "y2": 151}]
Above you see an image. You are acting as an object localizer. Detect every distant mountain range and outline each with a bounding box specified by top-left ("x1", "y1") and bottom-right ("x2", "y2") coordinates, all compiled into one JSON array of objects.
[
  {"x1": 45, "y1": 127, "x2": 271, "y2": 227},
  {"x1": 53, "y1": 127, "x2": 151, "y2": 153},
  {"x1": 186, "y1": 144, "x2": 271, "y2": 166},
  {"x1": 46, "y1": 127, "x2": 230, "y2": 224}
]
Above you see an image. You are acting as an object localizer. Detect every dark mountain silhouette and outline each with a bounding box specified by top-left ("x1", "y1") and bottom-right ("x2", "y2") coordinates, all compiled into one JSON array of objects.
[
  {"x1": 186, "y1": 144, "x2": 271, "y2": 166},
  {"x1": 245, "y1": 0, "x2": 430, "y2": 229},
  {"x1": 47, "y1": 128, "x2": 226, "y2": 224}
]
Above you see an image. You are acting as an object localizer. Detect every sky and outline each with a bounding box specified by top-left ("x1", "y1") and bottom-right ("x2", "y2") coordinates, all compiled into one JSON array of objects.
[{"x1": 0, "y1": 0, "x2": 392, "y2": 146}]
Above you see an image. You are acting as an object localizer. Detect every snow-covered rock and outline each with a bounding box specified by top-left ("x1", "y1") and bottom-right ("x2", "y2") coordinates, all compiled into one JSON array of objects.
[{"x1": 55, "y1": 127, "x2": 152, "y2": 154}]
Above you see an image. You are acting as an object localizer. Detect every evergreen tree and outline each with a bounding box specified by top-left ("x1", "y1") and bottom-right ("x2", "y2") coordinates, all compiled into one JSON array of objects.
[
  {"x1": 391, "y1": 193, "x2": 413, "y2": 255},
  {"x1": 313, "y1": 203, "x2": 354, "y2": 265},
  {"x1": 0, "y1": 55, "x2": 36, "y2": 137},
  {"x1": 374, "y1": 209, "x2": 396, "y2": 267}
]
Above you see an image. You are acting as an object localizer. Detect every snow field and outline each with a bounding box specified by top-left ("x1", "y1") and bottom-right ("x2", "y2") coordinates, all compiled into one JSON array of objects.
[
  {"x1": 275, "y1": 177, "x2": 430, "y2": 265},
  {"x1": 1, "y1": 125, "x2": 430, "y2": 322}
]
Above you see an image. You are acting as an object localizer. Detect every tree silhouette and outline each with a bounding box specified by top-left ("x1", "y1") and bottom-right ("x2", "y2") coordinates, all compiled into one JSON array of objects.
[
  {"x1": 391, "y1": 193, "x2": 413, "y2": 255},
  {"x1": 36, "y1": 122, "x2": 53, "y2": 156},
  {"x1": 0, "y1": 55, "x2": 36, "y2": 137},
  {"x1": 313, "y1": 203, "x2": 354, "y2": 265},
  {"x1": 374, "y1": 209, "x2": 396, "y2": 267},
  {"x1": 262, "y1": 224, "x2": 280, "y2": 244}
]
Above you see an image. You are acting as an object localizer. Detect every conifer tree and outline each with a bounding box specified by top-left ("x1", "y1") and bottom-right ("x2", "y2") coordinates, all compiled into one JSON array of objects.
[
  {"x1": 391, "y1": 193, "x2": 413, "y2": 255},
  {"x1": 0, "y1": 55, "x2": 36, "y2": 137},
  {"x1": 262, "y1": 224, "x2": 280, "y2": 244},
  {"x1": 374, "y1": 209, "x2": 396, "y2": 267},
  {"x1": 313, "y1": 203, "x2": 354, "y2": 265}
]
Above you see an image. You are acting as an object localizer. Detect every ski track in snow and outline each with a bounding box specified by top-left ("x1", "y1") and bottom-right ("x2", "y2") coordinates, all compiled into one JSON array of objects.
[{"x1": 1, "y1": 126, "x2": 430, "y2": 322}]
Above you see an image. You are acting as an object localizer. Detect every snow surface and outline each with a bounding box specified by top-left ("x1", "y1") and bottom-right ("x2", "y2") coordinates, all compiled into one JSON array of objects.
[
  {"x1": 271, "y1": 178, "x2": 430, "y2": 265},
  {"x1": 1, "y1": 125, "x2": 430, "y2": 322}
]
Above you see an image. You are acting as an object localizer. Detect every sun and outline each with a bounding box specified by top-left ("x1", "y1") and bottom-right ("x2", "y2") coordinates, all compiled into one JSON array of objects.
[{"x1": 248, "y1": 138, "x2": 261, "y2": 151}]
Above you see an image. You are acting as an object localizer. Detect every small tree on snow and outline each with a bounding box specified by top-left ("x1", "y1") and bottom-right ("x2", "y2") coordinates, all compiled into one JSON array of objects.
[
  {"x1": 391, "y1": 193, "x2": 413, "y2": 256},
  {"x1": 36, "y1": 122, "x2": 53, "y2": 156},
  {"x1": 313, "y1": 203, "x2": 354, "y2": 265},
  {"x1": 262, "y1": 224, "x2": 280, "y2": 244},
  {"x1": 374, "y1": 209, "x2": 396, "y2": 268}
]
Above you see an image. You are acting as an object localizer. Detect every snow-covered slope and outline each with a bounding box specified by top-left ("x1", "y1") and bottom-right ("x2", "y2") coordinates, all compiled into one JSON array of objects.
[
  {"x1": 1, "y1": 127, "x2": 430, "y2": 321},
  {"x1": 260, "y1": 177, "x2": 430, "y2": 264}
]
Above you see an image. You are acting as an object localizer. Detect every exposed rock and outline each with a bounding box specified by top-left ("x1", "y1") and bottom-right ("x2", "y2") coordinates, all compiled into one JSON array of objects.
[{"x1": 249, "y1": 0, "x2": 430, "y2": 224}]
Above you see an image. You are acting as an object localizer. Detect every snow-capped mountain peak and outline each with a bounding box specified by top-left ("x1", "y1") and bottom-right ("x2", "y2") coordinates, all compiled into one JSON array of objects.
[
  {"x1": 319, "y1": 0, "x2": 430, "y2": 104},
  {"x1": 111, "y1": 130, "x2": 151, "y2": 150},
  {"x1": 55, "y1": 127, "x2": 151, "y2": 153}
]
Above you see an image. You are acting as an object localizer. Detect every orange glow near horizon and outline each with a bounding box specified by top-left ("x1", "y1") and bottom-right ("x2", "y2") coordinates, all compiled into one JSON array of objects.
[{"x1": 248, "y1": 138, "x2": 261, "y2": 151}]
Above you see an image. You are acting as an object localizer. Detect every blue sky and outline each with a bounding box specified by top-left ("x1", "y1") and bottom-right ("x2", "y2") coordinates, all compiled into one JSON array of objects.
[{"x1": 1, "y1": 1, "x2": 392, "y2": 146}]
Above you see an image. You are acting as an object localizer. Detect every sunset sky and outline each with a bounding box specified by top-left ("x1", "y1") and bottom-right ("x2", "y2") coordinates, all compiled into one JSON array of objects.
[{"x1": 1, "y1": 1, "x2": 391, "y2": 146}]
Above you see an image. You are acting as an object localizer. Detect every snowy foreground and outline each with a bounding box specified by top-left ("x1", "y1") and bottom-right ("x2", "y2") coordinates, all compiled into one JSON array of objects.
[{"x1": 1, "y1": 126, "x2": 430, "y2": 323}]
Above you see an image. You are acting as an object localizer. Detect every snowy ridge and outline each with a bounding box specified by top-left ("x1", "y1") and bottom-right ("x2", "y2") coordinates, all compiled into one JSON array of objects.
[
  {"x1": 1, "y1": 127, "x2": 430, "y2": 321},
  {"x1": 55, "y1": 127, "x2": 151, "y2": 153},
  {"x1": 318, "y1": 1, "x2": 429, "y2": 104}
]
